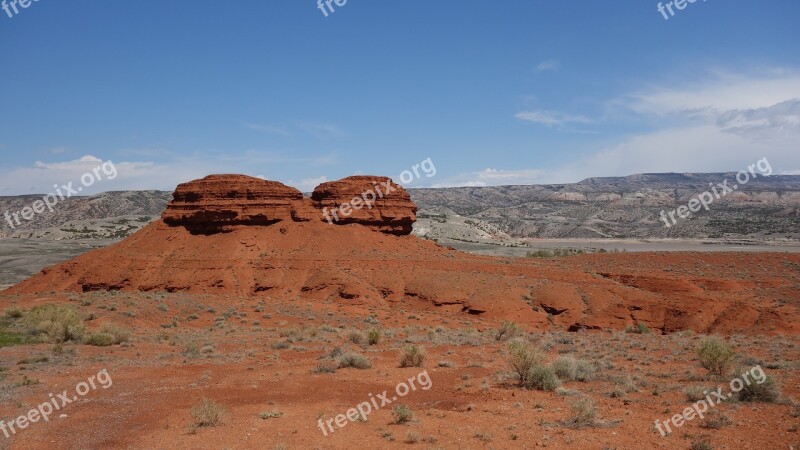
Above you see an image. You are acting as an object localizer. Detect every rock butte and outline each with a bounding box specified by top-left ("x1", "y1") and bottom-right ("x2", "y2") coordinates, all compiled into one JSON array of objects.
[
  {"x1": 312, "y1": 176, "x2": 416, "y2": 235},
  {"x1": 5, "y1": 174, "x2": 799, "y2": 335}
]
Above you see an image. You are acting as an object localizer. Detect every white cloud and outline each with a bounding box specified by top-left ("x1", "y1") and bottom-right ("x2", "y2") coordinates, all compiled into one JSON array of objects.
[
  {"x1": 432, "y1": 168, "x2": 546, "y2": 187},
  {"x1": 536, "y1": 60, "x2": 560, "y2": 72},
  {"x1": 244, "y1": 123, "x2": 289, "y2": 136},
  {"x1": 509, "y1": 69, "x2": 800, "y2": 184},
  {"x1": 426, "y1": 69, "x2": 800, "y2": 188},
  {"x1": 288, "y1": 176, "x2": 327, "y2": 192},
  {"x1": 717, "y1": 98, "x2": 800, "y2": 143},
  {"x1": 624, "y1": 70, "x2": 800, "y2": 116},
  {"x1": 0, "y1": 152, "x2": 338, "y2": 195},
  {"x1": 0, "y1": 155, "x2": 217, "y2": 195},
  {"x1": 515, "y1": 110, "x2": 592, "y2": 128},
  {"x1": 300, "y1": 123, "x2": 345, "y2": 138},
  {"x1": 560, "y1": 125, "x2": 790, "y2": 181}
]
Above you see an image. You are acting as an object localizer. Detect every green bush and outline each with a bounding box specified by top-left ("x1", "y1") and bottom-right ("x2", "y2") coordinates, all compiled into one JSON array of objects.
[
  {"x1": 522, "y1": 365, "x2": 560, "y2": 391},
  {"x1": 508, "y1": 341, "x2": 545, "y2": 386},
  {"x1": 399, "y1": 344, "x2": 426, "y2": 368},
  {"x1": 366, "y1": 329, "x2": 381, "y2": 345},
  {"x1": 696, "y1": 337, "x2": 735, "y2": 377},
  {"x1": 22, "y1": 305, "x2": 85, "y2": 343}
]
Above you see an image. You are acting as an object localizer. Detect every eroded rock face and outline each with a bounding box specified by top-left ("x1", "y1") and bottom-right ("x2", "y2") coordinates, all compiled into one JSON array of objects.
[
  {"x1": 312, "y1": 176, "x2": 417, "y2": 235},
  {"x1": 162, "y1": 175, "x2": 313, "y2": 232},
  {"x1": 161, "y1": 174, "x2": 417, "y2": 234}
]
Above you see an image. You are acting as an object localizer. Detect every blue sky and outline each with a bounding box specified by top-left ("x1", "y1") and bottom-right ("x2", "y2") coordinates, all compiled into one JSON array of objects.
[{"x1": 0, "y1": 0, "x2": 799, "y2": 194}]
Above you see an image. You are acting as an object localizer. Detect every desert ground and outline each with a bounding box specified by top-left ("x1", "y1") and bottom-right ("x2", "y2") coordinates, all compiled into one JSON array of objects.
[{"x1": 0, "y1": 253, "x2": 799, "y2": 449}]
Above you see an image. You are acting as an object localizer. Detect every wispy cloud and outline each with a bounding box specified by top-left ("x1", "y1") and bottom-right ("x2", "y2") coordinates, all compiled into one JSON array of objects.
[
  {"x1": 300, "y1": 122, "x2": 345, "y2": 139},
  {"x1": 244, "y1": 123, "x2": 290, "y2": 136},
  {"x1": 448, "y1": 68, "x2": 800, "y2": 187},
  {"x1": 432, "y1": 168, "x2": 546, "y2": 188},
  {"x1": 216, "y1": 150, "x2": 338, "y2": 167},
  {"x1": 716, "y1": 98, "x2": 800, "y2": 142},
  {"x1": 0, "y1": 151, "x2": 340, "y2": 195},
  {"x1": 515, "y1": 110, "x2": 592, "y2": 128},
  {"x1": 623, "y1": 70, "x2": 800, "y2": 116},
  {"x1": 559, "y1": 69, "x2": 800, "y2": 180},
  {"x1": 536, "y1": 60, "x2": 560, "y2": 72}
]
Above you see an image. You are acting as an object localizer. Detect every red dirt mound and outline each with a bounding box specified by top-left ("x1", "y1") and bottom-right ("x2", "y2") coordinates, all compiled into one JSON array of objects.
[{"x1": 5, "y1": 174, "x2": 800, "y2": 335}]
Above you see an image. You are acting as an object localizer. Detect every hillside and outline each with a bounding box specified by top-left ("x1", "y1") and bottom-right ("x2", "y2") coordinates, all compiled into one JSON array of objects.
[{"x1": 410, "y1": 173, "x2": 800, "y2": 241}]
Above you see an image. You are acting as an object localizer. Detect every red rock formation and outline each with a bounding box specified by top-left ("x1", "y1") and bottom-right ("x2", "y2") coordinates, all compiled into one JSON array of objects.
[
  {"x1": 312, "y1": 176, "x2": 417, "y2": 235},
  {"x1": 162, "y1": 175, "x2": 316, "y2": 233},
  {"x1": 161, "y1": 174, "x2": 416, "y2": 235}
]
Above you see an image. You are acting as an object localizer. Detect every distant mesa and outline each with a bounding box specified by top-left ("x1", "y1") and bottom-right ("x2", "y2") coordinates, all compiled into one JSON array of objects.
[{"x1": 161, "y1": 174, "x2": 416, "y2": 235}]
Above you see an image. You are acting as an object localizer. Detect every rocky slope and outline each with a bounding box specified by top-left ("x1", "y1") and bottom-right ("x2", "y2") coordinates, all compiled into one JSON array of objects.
[{"x1": 0, "y1": 191, "x2": 170, "y2": 239}]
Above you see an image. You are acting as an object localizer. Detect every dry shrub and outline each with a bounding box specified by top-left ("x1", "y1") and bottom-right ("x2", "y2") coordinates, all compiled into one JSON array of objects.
[
  {"x1": 22, "y1": 305, "x2": 84, "y2": 343},
  {"x1": 508, "y1": 341, "x2": 545, "y2": 386},
  {"x1": 399, "y1": 344, "x2": 426, "y2": 368},
  {"x1": 337, "y1": 352, "x2": 371, "y2": 369},
  {"x1": 190, "y1": 398, "x2": 223, "y2": 430},
  {"x1": 552, "y1": 356, "x2": 595, "y2": 382},
  {"x1": 523, "y1": 365, "x2": 560, "y2": 391},
  {"x1": 564, "y1": 396, "x2": 598, "y2": 429},
  {"x1": 696, "y1": 337, "x2": 735, "y2": 377},
  {"x1": 84, "y1": 323, "x2": 130, "y2": 346}
]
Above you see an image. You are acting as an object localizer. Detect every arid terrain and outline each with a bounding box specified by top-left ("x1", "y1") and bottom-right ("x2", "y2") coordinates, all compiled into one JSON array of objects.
[{"x1": 0, "y1": 175, "x2": 798, "y2": 449}]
